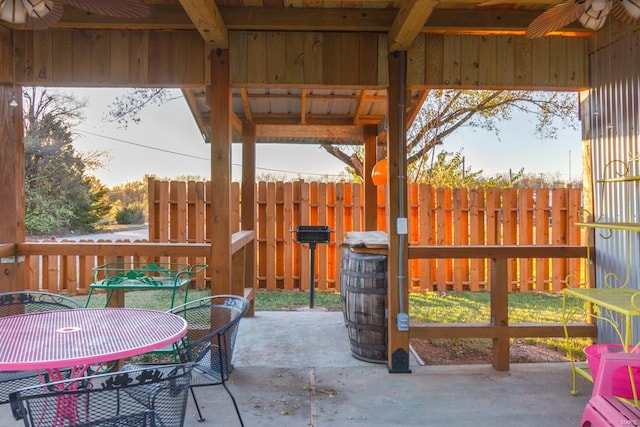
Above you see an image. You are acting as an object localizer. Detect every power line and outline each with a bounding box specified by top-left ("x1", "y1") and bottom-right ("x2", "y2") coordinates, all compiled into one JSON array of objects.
[
  {"x1": 76, "y1": 128, "x2": 345, "y2": 178},
  {"x1": 78, "y1": 129, "x2": 209, "y2": 161}
]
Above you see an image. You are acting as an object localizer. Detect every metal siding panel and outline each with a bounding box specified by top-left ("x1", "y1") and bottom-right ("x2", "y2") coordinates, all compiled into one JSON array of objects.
[{"x1": 590, "y1": 32, "x2": 640, "y2": 344}]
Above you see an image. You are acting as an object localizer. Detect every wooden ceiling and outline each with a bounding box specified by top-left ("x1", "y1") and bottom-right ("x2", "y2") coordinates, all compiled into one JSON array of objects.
[{"x1": 4, "y1": 0, "x2": 592, "y2": 144}]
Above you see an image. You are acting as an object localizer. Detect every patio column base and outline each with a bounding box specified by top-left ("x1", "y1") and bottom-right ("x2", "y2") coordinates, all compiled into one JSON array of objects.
[{"x1": 387, "y1": 348, "x2": 411, "y2": 373}]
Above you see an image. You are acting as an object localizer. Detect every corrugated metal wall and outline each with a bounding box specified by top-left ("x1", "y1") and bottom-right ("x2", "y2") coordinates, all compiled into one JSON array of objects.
[{"x1": 587, "y1": 29, "x2": 640, "y2": 343}]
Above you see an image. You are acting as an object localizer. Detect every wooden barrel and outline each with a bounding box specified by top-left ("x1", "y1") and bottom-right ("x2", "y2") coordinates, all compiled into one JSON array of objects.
[{"x1": 340, "y1": 247, "x2": 387, "y2": 363}]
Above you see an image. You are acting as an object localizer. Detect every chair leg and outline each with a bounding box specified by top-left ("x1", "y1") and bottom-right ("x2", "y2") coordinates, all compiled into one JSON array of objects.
[
  {"x1": 189, "y1": 387, "x2": 205, "y2": 422},
  {"x1": 223, "y1": 382, "x2": 245, "y2": 427}
]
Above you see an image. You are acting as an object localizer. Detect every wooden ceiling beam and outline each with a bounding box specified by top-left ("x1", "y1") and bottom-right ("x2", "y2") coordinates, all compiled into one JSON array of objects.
[
  {"x1": 51, "y1": 6, "x2": 588, "y2": 35},
  {"x1": 424, "y1": 9, "x2": 589, "y2": 34},
  {"x1": 219, "y1": 6, "x2": 394, "y2": 32},
  {"x1": 178, "y1": 0, "x2": 228, "y2": 47},
  {"x1": 240, "y1": 93, "x2": 360, "y2": 101},
  {"x1": 389, "y1": 0, "x2": 437, "y2": 52},
  {"x1": 255, "y1": 124, "x2": 364, "y2": 143}
]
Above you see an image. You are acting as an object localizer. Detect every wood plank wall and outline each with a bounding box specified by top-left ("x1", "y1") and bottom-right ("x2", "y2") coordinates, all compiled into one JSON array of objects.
[
  {"x1": 0, "y1": 28, "x2": 12, "y2": 82},
  {"x1": 1, "y1": 29, "x2": 588, "y2": 90},
  {"x1": 230, "y1": 31, "x2": 588, "y2": 89},
  {"x1": 6, "y1": 30, "x2": 207, "y2": 86},
  {"x1": 229, "y1": 31, "x2": 387, "y2": 86},
  {"x1": 408, "y1": 34, "x2": 589, "y2": 89}
]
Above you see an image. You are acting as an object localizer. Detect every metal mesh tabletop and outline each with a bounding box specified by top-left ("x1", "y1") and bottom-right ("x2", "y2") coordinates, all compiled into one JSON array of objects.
[{"x1": 0, "y1": 308, "x2": 187, "y2": 371}]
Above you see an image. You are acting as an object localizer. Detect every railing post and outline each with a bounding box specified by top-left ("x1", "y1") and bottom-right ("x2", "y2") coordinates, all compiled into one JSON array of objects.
[{"x1": 491, "y1": 257, "x2": 509, "y2": 371}]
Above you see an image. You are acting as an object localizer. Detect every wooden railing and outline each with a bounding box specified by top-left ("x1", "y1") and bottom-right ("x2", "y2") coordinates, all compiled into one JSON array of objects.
[
  {"x1": 10, "y1": 237, "x2": 596, "y2": 370},
  {"x1": 406, "y1": 244, "x2": 596, "y2": 370},
  {"x1": 14, "y1": 230, "x2": 256, "y2": 316}
]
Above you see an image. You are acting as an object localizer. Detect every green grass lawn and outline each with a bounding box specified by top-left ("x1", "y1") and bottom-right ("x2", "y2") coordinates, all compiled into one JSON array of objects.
[{"x1": 74, "y1": 288, "x2": 591, "y2": 360}]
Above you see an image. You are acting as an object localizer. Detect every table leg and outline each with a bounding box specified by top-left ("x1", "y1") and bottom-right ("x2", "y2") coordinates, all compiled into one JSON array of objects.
[
  {"x1": 36, "y1": 365, "x2": 97, "y2": 427},
  {"x1": 625, "y1": 314, "x2": 632, "y2": 350},
  {"x1": 562, "y1": 293, "x2": 579, "y2": 395}
]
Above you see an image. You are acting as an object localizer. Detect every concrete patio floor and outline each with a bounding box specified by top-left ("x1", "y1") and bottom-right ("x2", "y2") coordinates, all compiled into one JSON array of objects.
[
  {"x1": 191, "y1": 310, "x2": 592, "y2": 426},
  {"x1": 1, "y1": 310, "x2": 593, "y2": 426}
]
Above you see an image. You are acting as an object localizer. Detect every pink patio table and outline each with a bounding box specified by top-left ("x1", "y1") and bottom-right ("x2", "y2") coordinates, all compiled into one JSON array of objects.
[
  {"x1": 0, "y1": 307, "x2": 187, "y2": 376},
  {"x1": 0, "y1": 308, "x2": 187, "y2": 425}
]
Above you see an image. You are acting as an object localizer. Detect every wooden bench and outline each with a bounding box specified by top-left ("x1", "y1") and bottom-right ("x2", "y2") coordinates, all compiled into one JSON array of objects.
[
  {"x1": 581, "y1": 352, "x2": 640, "y2": 427},
  {"x1": 86, "y1": 262, "x2": 207, "y2": 309}
]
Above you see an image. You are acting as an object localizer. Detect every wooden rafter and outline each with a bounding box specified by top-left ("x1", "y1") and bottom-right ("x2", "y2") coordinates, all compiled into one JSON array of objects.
[
  {"x1": 354, "y1": 90, "x2": 369, "y2": 126},
  {"x1": 406, "y1": 89, "x2": 429, "y2": 127},
  {"x1": 240, "y1": 88, "x2": 253, "y2": 124},
  {"x1": 178, "y1": 0, "x2": 228, "y2": 47},
  {"x1": 300, "y1": 90, "x2": 307, "y2": 125},
  {"x1": 389, "y1": 0, "x2": 437, "y2": 51}
]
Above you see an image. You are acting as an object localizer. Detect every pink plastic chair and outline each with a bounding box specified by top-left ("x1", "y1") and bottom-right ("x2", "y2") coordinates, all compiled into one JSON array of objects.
[{"x1": 581, "y1": 352, "x2": 640, "y2": 426}]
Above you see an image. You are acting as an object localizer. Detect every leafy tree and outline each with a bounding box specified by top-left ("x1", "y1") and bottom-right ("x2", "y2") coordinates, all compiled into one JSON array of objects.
[
  {"x1": 115, "y1": 206, "x2": 146, "y2": 225},
  {"x1": 323, "y1": 90, "x2": 578, "y2": 182},
  {"x1": 23, "y1": 88, "x2": 110, "y2": 235},
  {"x1": 108, "y1": 178, "x2": 148, "y2": 209},
  {"x1": 416, "y1": 150, "x2": 524, "y2": 188}
]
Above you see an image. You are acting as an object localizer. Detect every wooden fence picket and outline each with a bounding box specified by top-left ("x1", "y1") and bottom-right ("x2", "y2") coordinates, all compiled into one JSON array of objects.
[
  {"x1": 469, "y1": 187, "x2": 485, "y2": 291},
  {"x1": 518, "y1": 188, "x2": 534, "y2": 291}
]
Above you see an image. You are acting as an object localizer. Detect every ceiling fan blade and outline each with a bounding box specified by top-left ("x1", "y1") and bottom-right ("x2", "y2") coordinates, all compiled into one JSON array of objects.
[
  {"x1": 63, "y1": 0, "x2": 150, "y2": 18},
  {"x1": 476, "y1": 0, "x2": 515, "y2": 6},
  {"x1": 25, "y1": 1, "x2": 64, "y2": 30},
  {"x1": 611, "y1": 0, "x2": 640, "y2": 25},
  {"x1": 526, "y1": 0, "x2": 587, "y2": 38}
]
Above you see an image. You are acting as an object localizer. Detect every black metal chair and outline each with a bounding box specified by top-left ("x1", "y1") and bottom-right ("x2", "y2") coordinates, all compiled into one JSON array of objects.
[
  {"x1": 0, "y1": 291, "x2": 82, "y2": 405},
  {"x1": 125, "y1": 295, "x2": 249, "y2": 425},
  {"x1": 9, "y1": 363, "x2": 194, "y2": 427}
]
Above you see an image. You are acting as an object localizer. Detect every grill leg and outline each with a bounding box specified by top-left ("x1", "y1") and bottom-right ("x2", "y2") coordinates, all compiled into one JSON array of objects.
[{"x1": 309, "y1": 243, "x2": 316, "y2": 308}]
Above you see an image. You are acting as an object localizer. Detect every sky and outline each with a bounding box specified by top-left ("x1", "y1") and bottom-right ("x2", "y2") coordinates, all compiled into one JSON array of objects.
[{"x1": 66, "y1": 88, "x2": 583, "y2": 187}]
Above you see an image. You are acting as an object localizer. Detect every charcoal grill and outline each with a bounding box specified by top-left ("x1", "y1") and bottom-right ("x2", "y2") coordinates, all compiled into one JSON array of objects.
[{"x1": 293, "y1": 225, "x2": 332, "y2": 308}]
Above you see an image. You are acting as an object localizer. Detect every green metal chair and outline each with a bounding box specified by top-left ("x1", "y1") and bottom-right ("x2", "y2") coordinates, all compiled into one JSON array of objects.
[{"x1": 86, "y1": 262, "x2": 207, "y2": 310}]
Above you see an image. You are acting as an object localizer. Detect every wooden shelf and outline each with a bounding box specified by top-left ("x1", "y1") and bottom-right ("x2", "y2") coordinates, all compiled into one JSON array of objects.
[{"x1": 576, "y1": 222, "x2": 640, "y2": 232}]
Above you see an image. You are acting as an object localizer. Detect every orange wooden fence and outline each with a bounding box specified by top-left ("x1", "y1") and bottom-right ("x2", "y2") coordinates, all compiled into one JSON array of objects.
[
  {"x1": 143, "y1": 179, "x2": 585, "y2": 294},
  {"x1": 20, "y1": 179, "x2": 585, "y2": 295}
]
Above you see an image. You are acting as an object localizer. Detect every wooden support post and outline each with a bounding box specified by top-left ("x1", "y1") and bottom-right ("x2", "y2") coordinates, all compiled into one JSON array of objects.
[
  {"x1": 386, "y1": 50, "x2": 411, "y2": 373},
  {"x1": 0, "y1": 83, "x2": 25, "y2": 293},
  {"x1": 105, "y1": 255, "x2": 125, "y2": 308},
  {"x1": 210, "y1": 49, "x2": 233, "y2": 296},
  {"x1": 241, "y1": 122, "x2": 257, "y2": 316},
  {"x1": 364, "y1": 125, "x2": 378, "y2": 231},
  {"x1": 490, "y1": 257, "x2": 509, "y2": 370}
]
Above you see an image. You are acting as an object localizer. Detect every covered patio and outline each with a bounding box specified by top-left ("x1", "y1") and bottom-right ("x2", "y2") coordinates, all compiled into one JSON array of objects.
[
  {"x1": 0, "y1": 0, "x2": 604, "y2": 373},
  {"x1": 0, "y1": 310, "x2": 593, "y2": 426},
  {"x1": 0, "y1": 0, "x2": 638, "y2": 424}
]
